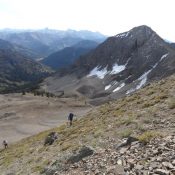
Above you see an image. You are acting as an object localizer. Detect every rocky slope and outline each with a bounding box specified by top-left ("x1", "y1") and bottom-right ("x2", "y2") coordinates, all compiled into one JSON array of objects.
[
  {"x1": 0, "y1": 74, "x2": 175, "y2": 174},
  {"x1": 0, "y1": 39, "x2": 52, "y2": 93},
  {"x1": 59, "y1": 135, "x2": 175, "y2": 175},
  {"x1": 41, "y1": 25, "x2": 175, "y2": 105},
  {"x1": 0, "y1": 29, "x2": 106, "y2": 59},
  {"x1": 41, "y1": 40, "x2": 99, "y2": 70}
]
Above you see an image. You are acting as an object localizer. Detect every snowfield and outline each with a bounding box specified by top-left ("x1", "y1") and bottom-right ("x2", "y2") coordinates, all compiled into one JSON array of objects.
[
  {"x1": 105, "y1": 85, "x2": 112, "y2": 90},
  {"x1": 110, "y1": 63, "x2": 126, "y2": 74},
  {"x1": 87, "y1": 66, "x2": 108, "y2": 79},
  {"x1": 87, "y1": 63, "x2": 126, "y2": 79},
  {"x1": 126, "y1": 53, "x2": 169, "y2": 94},
  {"x1": 113, "y1": 83, "x2": 125, "y2": 92}
]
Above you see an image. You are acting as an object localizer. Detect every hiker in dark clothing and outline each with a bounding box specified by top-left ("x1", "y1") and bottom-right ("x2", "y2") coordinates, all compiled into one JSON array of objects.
[
  {"x1": 2, "y1": 140, "x2": 8, "y2": 149},
  {"x1": 67, "y1": 113, "x2": 74, "y2": 126}
]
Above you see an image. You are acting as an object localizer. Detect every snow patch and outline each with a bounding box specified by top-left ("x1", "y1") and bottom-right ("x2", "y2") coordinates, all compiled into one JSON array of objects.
[
  {"x1": 126, "y1": 72, "x2": 149, "y2": 95},
  {"x1": 160, "y1": 53, "x2": 168, "y2": 62},
  {"x1": 116, "y1": 32, "x2": 130, "y2": 38},
  {"x1": 136, "y1": 70, "x2": 151, "y2": 89},
  {"x1": 150, "y1": 53, "x2": 169, "y2": 71},
  {"x1": 88, "y1": 53, "x2": 168, "y2": 81},
  {"x1": 105, "y1": 85, "x2": 112, "y2": 90},
  {"x1": 126, "y1": 53, "x2": 169, "y2": 95},
  {"x1": 110, "y1": 64, "x2": 126, "y2": 74},
  {"x1": 113, "y1": 83, "x2": 125, "y2": 92},
  {"x1": 127, "y1": 53, "x2": 169, "y2": 94},
  {"x1": 127, "y1": 69, "x2": 154, "y2": 94},
  {"x1": 126, "y1": 69, "x2": 151, "y2": 95},
  {"x1": 125, "y1": 57, "x2": 131, "y2": 66},
  {"x1": 88, "y1": 63, "x2": 126, "y2": 79},
  {"x1": 87, "y1": 66, "x2": 108, "y2": 79},
  {"x1": 126, "y1": 88, "x2": 135, "y2": 95},
  {"x1": 105, "y1": 81, "x2": 119, "y2": 91}
]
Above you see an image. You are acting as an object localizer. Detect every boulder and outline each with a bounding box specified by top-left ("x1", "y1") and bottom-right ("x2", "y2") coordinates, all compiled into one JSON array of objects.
[
  {"x1": 154, "y1": 169, "x2": 170, "y2": 175},
  {"x1": 67, "y1": 146, "x2": 94, "y2": 164},
  {"x1": 162, "y1": 162, "x2": 174, "y2": 169},
  {"x1": 116, "y1": 136, "x2": 139, "y2": 149},
  {"x1": 44, "y1": 132, "x2": 58, "y2": 146}
]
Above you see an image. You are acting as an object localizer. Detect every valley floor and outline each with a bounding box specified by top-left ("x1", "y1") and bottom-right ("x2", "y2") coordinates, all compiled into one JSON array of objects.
[{"x1": 0, "y1": 93, "x2": 91, "y2": 148}]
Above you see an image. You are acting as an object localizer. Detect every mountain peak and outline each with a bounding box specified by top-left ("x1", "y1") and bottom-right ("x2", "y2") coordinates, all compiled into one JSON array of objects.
[
  {"x1": 131, "y1": 25, "x2": 155, "y2": 37},
  {"x1": 115, "y1": 25, "x2": 155, "y2": 41},
  {"x1": 42, "y1": 25, "x2": 175, "y2": 102},
  {"x1": 131, "y1": 25, "x2": 153, "y2": 32}
]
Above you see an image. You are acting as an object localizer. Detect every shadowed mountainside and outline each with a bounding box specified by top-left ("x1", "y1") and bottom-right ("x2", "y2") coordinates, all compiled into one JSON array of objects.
[
  {"x1": 41, "y1": 40, "x2": 99, "y2": 70},
  {"x1": 0, "y1": 39, "x2": 52, "y2": 93}
]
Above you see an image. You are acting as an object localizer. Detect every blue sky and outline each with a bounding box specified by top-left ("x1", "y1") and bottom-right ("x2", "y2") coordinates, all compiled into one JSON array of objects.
[{"x1": 0, "y1": 0, "x2": 175, "y2": 41}]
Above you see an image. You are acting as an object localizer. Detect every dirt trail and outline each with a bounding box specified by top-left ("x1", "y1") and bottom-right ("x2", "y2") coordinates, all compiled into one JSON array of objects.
[{"x1": 0, "y1": 93, "x2": 91, "y2": 148}]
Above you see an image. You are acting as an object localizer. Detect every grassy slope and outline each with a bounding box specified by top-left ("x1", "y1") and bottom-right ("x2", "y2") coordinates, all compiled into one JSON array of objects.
[{"x1": 0, "y1": 75, "x2": 175, "y2": 174}]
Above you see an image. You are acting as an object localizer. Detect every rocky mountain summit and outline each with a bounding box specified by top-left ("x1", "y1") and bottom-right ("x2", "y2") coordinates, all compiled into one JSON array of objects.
[{"x1": 41, "y1": 25, "x2": 175, "y2": 105}]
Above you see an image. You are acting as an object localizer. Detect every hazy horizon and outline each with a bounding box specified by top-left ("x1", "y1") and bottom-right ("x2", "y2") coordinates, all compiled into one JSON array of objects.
[{"x1": 0, "y1": 0, "x2": 175, "y2": 41}]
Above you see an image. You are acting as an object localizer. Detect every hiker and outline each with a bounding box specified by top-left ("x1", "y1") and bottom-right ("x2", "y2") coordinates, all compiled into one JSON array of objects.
[
  {"x1": 2, "y1": 140, "x2": 8, "y2": 149},
  {"x1": 67, "y1": 113, "x2": 75, "y2": 126}
]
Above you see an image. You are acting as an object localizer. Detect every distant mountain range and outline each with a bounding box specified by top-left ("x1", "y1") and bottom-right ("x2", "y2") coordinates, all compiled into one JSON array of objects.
[
  {"x1": 0, "y1": 39, "x2": 52, "y2": 93},
  {"x1": 41, "y1": 25, "x2": 175, "y2": 104},
  {"x1": 41, "y1": 40, "x2": 99, "y2": 70},
  {"x1": 1, "y1": 26, "x2": 175, "y2": 99},
  {"x1": 0, "y1": 29, "x2": 106, "y2": 59}
]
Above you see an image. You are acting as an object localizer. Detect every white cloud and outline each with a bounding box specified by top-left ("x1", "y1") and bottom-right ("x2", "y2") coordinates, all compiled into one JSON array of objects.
[{"x1": 0, "y1": 0, "x2": 175, "y2": 41}]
